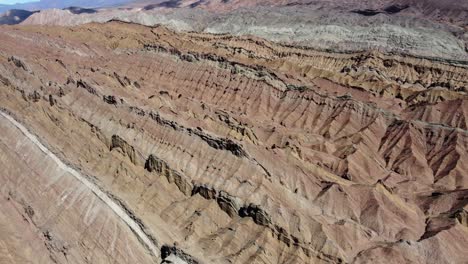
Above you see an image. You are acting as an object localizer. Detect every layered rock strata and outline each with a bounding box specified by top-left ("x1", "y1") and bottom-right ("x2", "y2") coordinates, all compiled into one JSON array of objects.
[{"x1": 0, "y1": 21, "x2": 466, "y2": 263}]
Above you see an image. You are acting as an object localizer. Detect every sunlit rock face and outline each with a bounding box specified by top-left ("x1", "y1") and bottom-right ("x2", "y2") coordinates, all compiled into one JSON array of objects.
[
  {"x1": 0, "y1": 9, "x2": 467, "y2": 264},
  {"x1": 20, "y1": 0, "x2": 468, "y2": 61}
]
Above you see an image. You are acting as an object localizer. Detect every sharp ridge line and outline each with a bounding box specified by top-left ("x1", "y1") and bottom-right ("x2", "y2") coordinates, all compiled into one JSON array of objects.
[{"x1": 0, "y1": 111, "x2": 160, "y2": 260}]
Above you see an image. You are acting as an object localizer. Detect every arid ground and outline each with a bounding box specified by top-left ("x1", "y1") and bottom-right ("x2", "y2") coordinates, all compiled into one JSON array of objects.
[{"x1": 0, "y1": 1, "x2": 467, "y2": 263}]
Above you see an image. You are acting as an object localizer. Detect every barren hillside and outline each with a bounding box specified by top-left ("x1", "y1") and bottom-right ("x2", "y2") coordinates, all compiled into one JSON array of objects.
[
  {"x1": 17, "y1": 0, "x2": 468, "y2": 61},
  {"x1": 0, "y1": 20, "x2": 466, "y2": 263}
]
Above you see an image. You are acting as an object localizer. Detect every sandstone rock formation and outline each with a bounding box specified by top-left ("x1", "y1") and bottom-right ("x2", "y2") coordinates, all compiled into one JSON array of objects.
[
  {"x1": 19, "y1": 0, "x2": 468, "y2": 61},
  {"x1": 0, "y1": 15, "x2": 467, "y2": 264}
]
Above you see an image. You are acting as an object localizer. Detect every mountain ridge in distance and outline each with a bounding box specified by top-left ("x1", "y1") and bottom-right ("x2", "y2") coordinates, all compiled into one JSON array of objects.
[{"x1": 0, "y1": 0, "x2": 133, "y2": 13}]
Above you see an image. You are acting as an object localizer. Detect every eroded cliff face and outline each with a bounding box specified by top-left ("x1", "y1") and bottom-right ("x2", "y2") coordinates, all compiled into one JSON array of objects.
[
  {"x1": 19, "y1": 0, "x2": 468, "y2": 61},
  {"x1": 0, "y1": 21, "x2": 467, "y2": 263}
]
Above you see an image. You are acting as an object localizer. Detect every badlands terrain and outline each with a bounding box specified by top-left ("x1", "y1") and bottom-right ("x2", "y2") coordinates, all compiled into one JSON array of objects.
[
  {"x1": 8, "y1": 0, "x2": 466, "y2": 60},
  {"x1": 0, "y1": 0, "x2": 467, "y2": 264}
]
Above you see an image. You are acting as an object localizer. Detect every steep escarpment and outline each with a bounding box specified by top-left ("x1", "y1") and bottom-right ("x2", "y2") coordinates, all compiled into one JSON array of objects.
[{"x1": 0, "y1": 21, "x2": 466, "y2": 263}]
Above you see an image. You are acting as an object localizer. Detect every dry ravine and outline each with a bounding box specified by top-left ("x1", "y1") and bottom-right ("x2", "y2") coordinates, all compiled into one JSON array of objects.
[{"x1": 0, "y1": 16, "x2": 467, "y2": 264}]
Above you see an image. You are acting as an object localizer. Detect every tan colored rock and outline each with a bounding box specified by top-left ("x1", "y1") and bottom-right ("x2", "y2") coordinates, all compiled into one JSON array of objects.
[{"x1": 0, "y1": 20, "x2": 466, "y2": 263}]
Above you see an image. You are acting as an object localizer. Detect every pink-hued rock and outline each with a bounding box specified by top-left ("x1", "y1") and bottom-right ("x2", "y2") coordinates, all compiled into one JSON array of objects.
[{"x1": 0, "y1": 19, "x2": 466, "y2": 263}]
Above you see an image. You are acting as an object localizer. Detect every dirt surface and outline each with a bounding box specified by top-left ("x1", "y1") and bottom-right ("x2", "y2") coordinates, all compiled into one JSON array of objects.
[
  {"x1": 18, "y1": 0, "x2": 468, "y2": 61},
  {"x1": 0, "y1": 20, "x2": 466, "y2": 263},
  {"x1": 15, "y1": 0, "x2": 468, "y2": 61}
]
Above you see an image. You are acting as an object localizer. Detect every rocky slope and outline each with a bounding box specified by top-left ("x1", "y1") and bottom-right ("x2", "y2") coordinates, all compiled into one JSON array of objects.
[
  {"x1": 0, "y1": 21, "x2": 466, "y2": 263},
  {"x1": 19, "y1": 0, "x2": 468, "y2": 61},
  {"x1": 132, "y1": 0, "x2": 468, "y2": 24}
]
